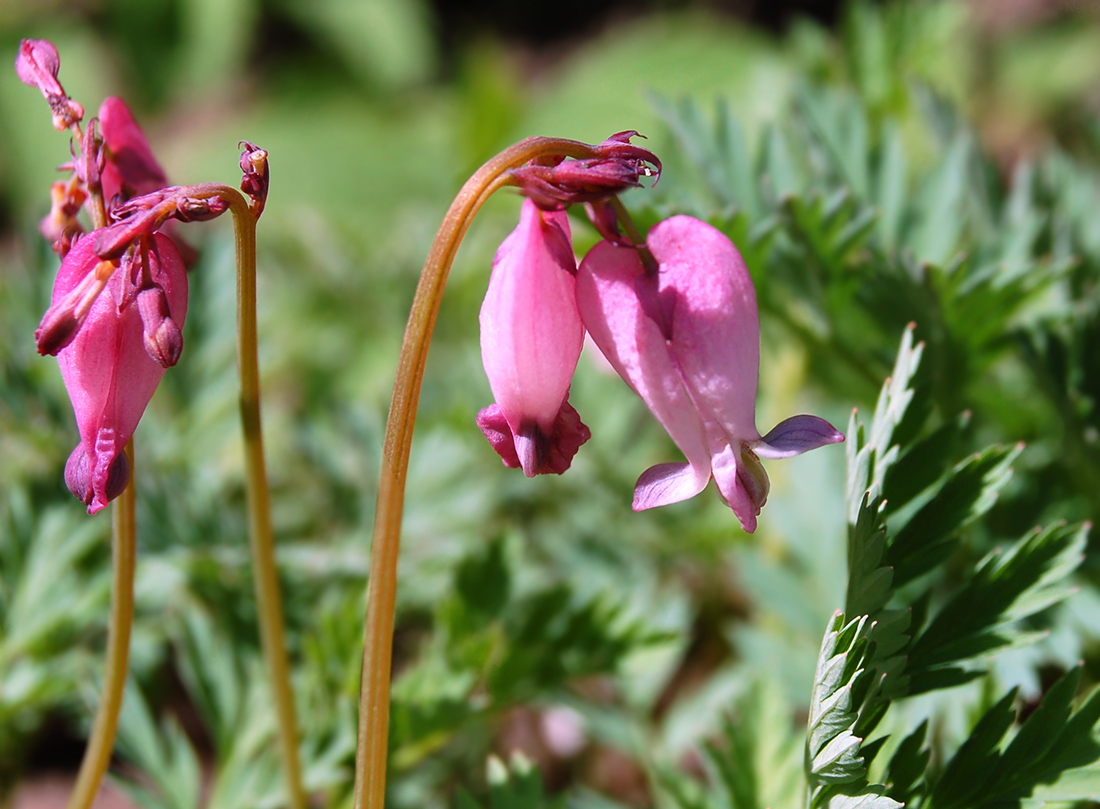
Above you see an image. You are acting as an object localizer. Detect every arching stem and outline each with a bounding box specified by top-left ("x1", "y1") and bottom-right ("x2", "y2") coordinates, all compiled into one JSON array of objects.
[{"x1": 354, "y1": 137, "x2": 602, "y2": 809}]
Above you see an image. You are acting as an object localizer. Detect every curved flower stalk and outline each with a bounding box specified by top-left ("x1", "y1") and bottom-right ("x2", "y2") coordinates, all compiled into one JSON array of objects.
[
  {"x1": 577, "y1": 216, "x2": 844, "y2": 532},
  {"x1": 356, "y1": 133, "x2": 659, "y2": 809},
  {"x1": 16, "y1": 39, "x2": 303, "y2": 809}
]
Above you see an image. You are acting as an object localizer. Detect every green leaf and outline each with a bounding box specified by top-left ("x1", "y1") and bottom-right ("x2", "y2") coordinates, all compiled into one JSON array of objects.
[
  {"x1": 930, "y1": 688, "x2": 1020, "y2": 809},
  {"x1": 823, "y1": 789, "x2": 902, "y2": 809},
  {"x1": 906, "y1": 522, "x2": 1087, "y2": 693},
  {"x1": 807, "y1": 613, "x2": 873, "y2": 789},
  {"x1": 886, "y1": 443, "x2": 1022, "y2": 588},
  {"x1": 929, "y1": 668, "x2": 1100, "y2": 809},
  {"x1": 882, "y1": 720, "x2": 930, "y2": 804},
  {"x1": 662, "y1": 681, "x2": 803, "y2": 809}
]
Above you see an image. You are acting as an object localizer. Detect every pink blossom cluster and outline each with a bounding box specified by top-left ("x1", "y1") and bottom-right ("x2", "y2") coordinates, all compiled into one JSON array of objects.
[
  {"x1": 478, "y1": 137, "x2": 843, "y2": 532},
  {"x1": 16, "y1": 38, "x2": 266, "y2": 514}
]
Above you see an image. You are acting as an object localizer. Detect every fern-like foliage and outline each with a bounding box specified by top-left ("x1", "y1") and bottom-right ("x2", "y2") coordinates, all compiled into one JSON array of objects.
[
  {"x1": 805, "y1": 613, "x2": 898, "y2": 809},
  {"x1": 804, "y1": 326, "x2": 1095, "y2": 808}
]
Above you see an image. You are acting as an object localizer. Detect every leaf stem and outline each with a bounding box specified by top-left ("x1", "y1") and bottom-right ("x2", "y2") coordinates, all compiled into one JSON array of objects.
[
  {"x1": 65, "y1": 442, "x2": 136, "y2": 809},
  {"x1": 354, "y1": 137, "x2": 602, "y2": 809}
]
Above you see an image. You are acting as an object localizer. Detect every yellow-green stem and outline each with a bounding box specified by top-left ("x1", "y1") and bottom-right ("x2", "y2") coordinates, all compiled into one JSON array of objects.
[
  {"x1": 354, "y1": 137, "x2": 602, "y2": 809},
  {"x1": 222, "y1": 188, "x2": 308, "y2": 809},
  {"x1": 65, "y1": 442, "x2": 136, "y2": 809},
  {"x1": 155, "y1": 182, "x2": 304, "y2": 808}
]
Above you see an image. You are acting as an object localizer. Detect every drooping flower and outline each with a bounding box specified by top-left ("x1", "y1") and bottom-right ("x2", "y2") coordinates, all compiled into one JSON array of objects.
[
  {"x1": 475, "y1": 133, "x2": 660, "y2": 475},
  {"x1": 18, "y1": 44, "x2": 235, "y2": 513},
  {"x1": 576, "y1": 216, "x2": 843, "y2": 533},
  {"x1": 477, "y1": 198, "x2": 590, "y2": 476},
  {"x1": 46, "y1": 232, "x2": 187, "y2": 514}
]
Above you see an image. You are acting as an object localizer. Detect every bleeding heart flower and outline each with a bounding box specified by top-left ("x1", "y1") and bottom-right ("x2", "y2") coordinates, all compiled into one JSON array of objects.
[
  {"x1": 477, "y1": 198, "x2": 590, "y2": 476},
  {"x1": 46, "y1": 232, "x2": 187, "y2": 514},
  {"x1": 576, "y1": 216, "x2": 843, "y2": 533}
]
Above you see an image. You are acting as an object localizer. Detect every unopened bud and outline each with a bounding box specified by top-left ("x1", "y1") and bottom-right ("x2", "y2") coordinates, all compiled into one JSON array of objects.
[
  {"x1": 509, "y1": 131, "x2": 661, "y2": 209},
  {"x1": 15, "y1": 39, "x2": 63, "y2": 97},
  {"x1": 239, "y1": 141, "x2": 270, "y2": 217},
  {"x1": 138, "y1": 286, "x2": 184, "y2": 367},
  {"x1": 16, "y1": 39, "x2": 85, "y2": 131}
]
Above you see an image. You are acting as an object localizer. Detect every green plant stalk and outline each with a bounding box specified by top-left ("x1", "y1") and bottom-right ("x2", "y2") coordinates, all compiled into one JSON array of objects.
[
  {"x1": 65, "y1": 442, "x2": 136, "y2": 809},
  {"x1": 218, "y1": 187, "x2": 308, "y2": 809},
  {"x1": 354, "y1": 137, "x2": 603, "y2": 809}
]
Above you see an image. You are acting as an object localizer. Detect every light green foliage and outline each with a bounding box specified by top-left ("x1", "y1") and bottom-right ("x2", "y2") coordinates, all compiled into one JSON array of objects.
[
  {"x1": 658, "y1": 684, "x2": 803, "y2": 809},
  {"x1": 806, "y1": 614, "x2": 877, "y2": 789}
]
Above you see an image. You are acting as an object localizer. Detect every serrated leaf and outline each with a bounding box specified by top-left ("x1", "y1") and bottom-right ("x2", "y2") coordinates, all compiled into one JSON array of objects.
[
  {"x1": 813, "y1": 731, "x2": 866, "y2": 782},
  {"x1": 907, "y1": 522, "x2": 1087, "y2": 685},
  {"x1": 887, "y1": 444, "x2": 1022, "y2": 587},
  {"x1": 882, "y1": 720, "x2": 930, "y2": 804},
  {"x1": 929, "y1": 689, "x2": 1019, "y2": 809},
  {"x1": 824, "y1": 789, "x2": 903, "y2": 809}
]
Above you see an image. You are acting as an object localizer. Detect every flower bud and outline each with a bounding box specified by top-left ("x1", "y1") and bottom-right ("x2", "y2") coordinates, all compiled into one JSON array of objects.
[
  {"x1": 239, "y1": 141, "x2": 269, "y2": 217},
  {"x1": 16, "y1": 39, "x2": 84, "y2": 130},
  {"x1": 137, "y1": 286, "x2": 184, "y2": 367},
  {"x1": 15, "y1": 39, "x2": 63, "y2": 98},
  {"x1": 509, "y1": 131, "x2": 661, "y2": 209}
]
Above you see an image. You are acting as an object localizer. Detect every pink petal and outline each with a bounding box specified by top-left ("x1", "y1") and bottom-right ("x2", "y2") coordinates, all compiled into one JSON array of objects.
[
  {"x1": 753, "y1": 414, "x2": 845, "y2": 459},
  {"x1": 709, "y1": 443, "x2": 769, "y2": 534},
  {"x1": 633, "y1": 462, "x2": 711, "y2": 510},
  {"x1": 576, "y1": 239, "x2": 713, "y2": 485},
  {"x1": 476, "y1": 399, "x2": 590, "y2": 476},
  {"x1": 99, "y1": 97, "x2": 169, "y2": 203},
  {"x1": 479, "y1": 198, "x2": 583, "y2": 438},
  {"x1": 15, "y1": 39, "x2": 62, "y2": 96},
  {"x1": 647, "y1": 216, "x2": 761, "y2": 443}
]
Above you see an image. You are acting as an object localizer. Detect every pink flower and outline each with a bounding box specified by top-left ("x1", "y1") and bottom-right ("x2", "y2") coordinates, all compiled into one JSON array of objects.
[
  {"x1": 14, "y1": 38, "x2": 83, "y2": 130},
  {"x1": 576, "y1": 216, "x2": 843, "y2": 533},
  {"x1": 99, "y1": 96, "x2": 169, "y2": 204},
  {"x1": 48, "y1": 232, "x2": 187, "y2": 514},
  {"x1": 477, "y1": 198, "x2": 590, "y2": 476}
]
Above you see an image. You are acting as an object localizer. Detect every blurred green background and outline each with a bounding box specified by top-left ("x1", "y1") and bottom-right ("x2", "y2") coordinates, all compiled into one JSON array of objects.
[{"x1": 2, "y1": 1, "x2": 1100, "y2": 807}]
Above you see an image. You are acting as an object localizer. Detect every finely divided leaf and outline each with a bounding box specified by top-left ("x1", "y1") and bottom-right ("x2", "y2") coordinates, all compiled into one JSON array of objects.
[{"x1": 906, "y1": 522, "x2": 1087, "y2": 694}]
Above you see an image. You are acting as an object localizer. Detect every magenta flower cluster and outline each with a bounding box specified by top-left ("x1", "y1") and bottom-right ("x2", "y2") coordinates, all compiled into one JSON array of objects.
[
  {"x1": 17, "y1": 38, "x2": 266, "y2": 514},
  {"x1": 478, "y1": 137, "x2": 843, "y2": 532}
]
